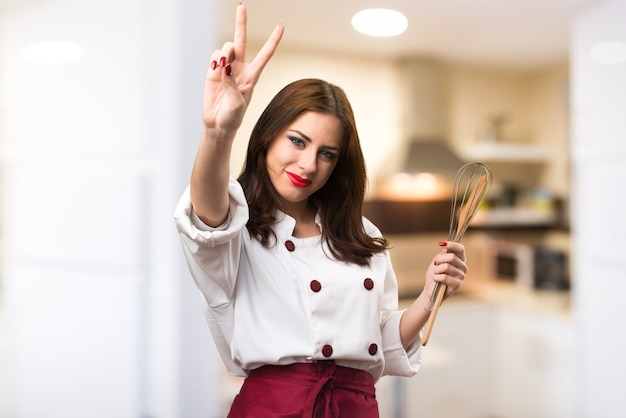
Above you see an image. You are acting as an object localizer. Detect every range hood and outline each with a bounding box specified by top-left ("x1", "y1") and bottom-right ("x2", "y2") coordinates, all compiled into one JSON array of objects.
[
  {"x1": 402, "y1": 140, "x2": 465, "y2": 181},
  {"x1": 375, "y1": 58, "x2": 464, "y2": 200},
  {"x1": 396, "y1": 58, "x2": 447, "y2": 141},
  {"x1": 395, "y1": 58, "x2": 464, "y2": 180}
]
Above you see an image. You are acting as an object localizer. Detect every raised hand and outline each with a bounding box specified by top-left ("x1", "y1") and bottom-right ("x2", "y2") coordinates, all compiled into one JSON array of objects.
[
  {"x1": 202, "y1": 3, "x2": 284, "y2": 135},
  {"x1": 190, "y1": 4, "x2": 283, "y2": 227}
]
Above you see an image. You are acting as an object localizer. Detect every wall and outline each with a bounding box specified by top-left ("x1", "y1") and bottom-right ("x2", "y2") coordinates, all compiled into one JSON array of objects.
[
  {"x1": 446, "y1": 62, "x2": 570, "y2": 195},
  {"x1": 447, "y1": 66, "x2": 534, "y2": 145},
  {"x1": 524, "y1": 64, "x2": 571, "y2": 197},
  {"x1": 571, "y1": 1, "x2": 626, "y2": 416},
  {"x1": 0, "y1": 0, "x2": 222, "y2": 416}
]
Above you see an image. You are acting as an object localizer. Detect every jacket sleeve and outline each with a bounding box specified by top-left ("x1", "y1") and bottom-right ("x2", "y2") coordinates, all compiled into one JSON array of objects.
[
  {"x1": 173, "y1": 177, "x2": 249, "y2": 308},
  {"x1": 379, "y1": 256, "x2": 423, "y2": 377}
]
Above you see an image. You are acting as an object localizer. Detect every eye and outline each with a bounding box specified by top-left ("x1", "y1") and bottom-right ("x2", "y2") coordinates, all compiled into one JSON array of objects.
[
  {"x1": 288, "y1": 136, "x2": 305, "y2": 147},
  {"x1": 319, "y1": 149, "x2": 338, "y2": 161}
]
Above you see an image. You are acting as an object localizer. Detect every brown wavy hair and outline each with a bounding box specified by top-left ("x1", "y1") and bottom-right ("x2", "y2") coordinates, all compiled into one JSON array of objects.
[{"x1": 237, "y1": 78, "x2": 388, "y2": 266}]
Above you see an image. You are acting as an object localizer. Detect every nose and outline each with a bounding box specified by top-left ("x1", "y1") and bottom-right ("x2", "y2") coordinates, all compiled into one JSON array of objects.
[{"x1": 298, "y1": 148, "x2": 317, "y2": 174}]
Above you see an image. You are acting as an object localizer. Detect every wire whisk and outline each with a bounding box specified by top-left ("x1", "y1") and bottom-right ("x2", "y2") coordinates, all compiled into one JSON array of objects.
[{"x1": 422, "y1": 162, "x2": 493, "y2": 346}]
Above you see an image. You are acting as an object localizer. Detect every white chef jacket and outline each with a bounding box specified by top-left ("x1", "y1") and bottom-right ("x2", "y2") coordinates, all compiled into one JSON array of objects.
[{"x1": 174, "y1": 177, "x2": 423, "y2": 382}]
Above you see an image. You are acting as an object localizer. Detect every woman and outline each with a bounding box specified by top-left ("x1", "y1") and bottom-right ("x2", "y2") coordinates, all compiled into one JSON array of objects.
[{"x1": 174, "y1": 4, "x2": 467, "y2": 417}]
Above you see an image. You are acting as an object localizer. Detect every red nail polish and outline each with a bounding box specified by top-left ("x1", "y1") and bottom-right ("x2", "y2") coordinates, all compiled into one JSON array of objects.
[
  {"x1": 439, "y1": 241, "x2": 448, "y2": 247},
  {"x1": 219, "y1": 57, "x2": 226, "y2": 67},
  {"x1": 210, "y1": 60, "x2": 217, "y2": 70},
  {"x1": 225, "y1": 64, "x2": 232, "y2": 76}
]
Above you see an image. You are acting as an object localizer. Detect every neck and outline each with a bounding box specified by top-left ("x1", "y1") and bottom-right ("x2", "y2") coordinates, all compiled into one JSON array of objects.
[{"x1": 279, "y1": 201, "x2": 320, "y2": 238}]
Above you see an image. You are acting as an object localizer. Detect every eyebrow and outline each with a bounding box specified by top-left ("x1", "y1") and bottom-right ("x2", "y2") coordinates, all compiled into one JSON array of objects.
[{"x1": 288, "y1": 129, "x2": 341, "y2": 151}]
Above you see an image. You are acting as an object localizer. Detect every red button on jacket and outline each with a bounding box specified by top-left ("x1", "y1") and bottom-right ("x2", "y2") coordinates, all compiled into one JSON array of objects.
[
  {"x1": 322, "y1": 344, "x2": 333, "y2": 357},
  {"x1": 285, "y1": 240, "x2": 295, "y2": 251},
  {"x1": 363, "y1": 278, "x2": 374, "y2": 290},
  {"x1": 310, "y1": 280, "x2": 322, "y2": 293},
  {"x1": 368, "y1": 343, "x2": 378, "y2": 356}
]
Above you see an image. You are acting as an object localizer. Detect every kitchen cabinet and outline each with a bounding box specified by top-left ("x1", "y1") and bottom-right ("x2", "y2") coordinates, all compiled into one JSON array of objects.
[
  {"x1": 492, "y1": 307, "x2": 577, "y2": 418},
  {"x1": 376, "y1": 290, "x2": 576, "y2": 418},
  {"x1": 377, "y1": 297, "x2": 497, "y2": 418}
]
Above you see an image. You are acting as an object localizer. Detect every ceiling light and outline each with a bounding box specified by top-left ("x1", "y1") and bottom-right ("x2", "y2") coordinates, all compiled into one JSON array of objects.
[
  {"x1": 21, "y1": 41, "x2": 85, "y2": 65},
  {"x1": 589, "y1": 41, "x2": 626, "y2": 66},
  {"x1": 351, "y1": 8, "x2": 408, "y2": 37}
]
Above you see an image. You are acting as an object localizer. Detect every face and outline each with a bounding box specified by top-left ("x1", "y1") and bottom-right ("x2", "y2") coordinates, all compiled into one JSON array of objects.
[{"x1": 266, "y1": 111, "x2": 343, "y2": 212}]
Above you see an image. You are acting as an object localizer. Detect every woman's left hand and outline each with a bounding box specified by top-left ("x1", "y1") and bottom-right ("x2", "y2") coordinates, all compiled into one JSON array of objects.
[
  {"x1": 399, "y1": 241, "x2": 468, "y2": 348},
  {"x1": 424, "y1": 241, "x2": 467, "y2": 301}
]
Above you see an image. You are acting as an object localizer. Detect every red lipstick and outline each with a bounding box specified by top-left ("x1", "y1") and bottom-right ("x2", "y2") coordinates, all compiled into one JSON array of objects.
[{"x1": 286, "y1": 172, "x2": 312, "y2": 188}]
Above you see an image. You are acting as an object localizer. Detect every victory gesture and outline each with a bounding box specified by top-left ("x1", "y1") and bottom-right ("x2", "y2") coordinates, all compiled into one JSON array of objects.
[
  {"x1": 202, "y1": 3, "x2": 284, "y2": 134},
  {"x1": 191, "y1": 3, "x2": 283, "y2": 228}
]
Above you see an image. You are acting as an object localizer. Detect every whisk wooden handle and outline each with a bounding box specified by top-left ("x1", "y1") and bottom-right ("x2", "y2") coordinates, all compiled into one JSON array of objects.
[{"x1": 422, "y1": 283, "x2": 447, "y2": 346}]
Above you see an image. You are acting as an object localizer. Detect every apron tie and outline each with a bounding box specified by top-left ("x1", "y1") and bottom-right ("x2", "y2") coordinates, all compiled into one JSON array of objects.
[{"x1": 303, "y1": 361, "x2": 340, "y2": 418}]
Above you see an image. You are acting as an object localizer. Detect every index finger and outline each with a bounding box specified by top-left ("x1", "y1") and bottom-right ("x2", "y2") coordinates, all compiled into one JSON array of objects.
[
  {"x1": 233, "y1": 3, "x2": 247, "y2": 63},
  {"x1": 441, "y1": 241, "x2": 465, "y2": 258},
  {"x1": 250, "y1": 23, "x2": 284, "y2": 72}
]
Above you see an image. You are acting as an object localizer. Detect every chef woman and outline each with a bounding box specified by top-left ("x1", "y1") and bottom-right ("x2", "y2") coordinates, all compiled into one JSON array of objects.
[{"x1": 174, "y1": 4, "x2": 467, "y2": 417}]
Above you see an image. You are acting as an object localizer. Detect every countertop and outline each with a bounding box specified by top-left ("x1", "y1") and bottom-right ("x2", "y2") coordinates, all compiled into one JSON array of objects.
[
  {"x1": 452, "y1": 280, "x2": 571, "y2": 317},
  {"x1": 400, "y1": 280, "x2": 571, "y2": 318}
]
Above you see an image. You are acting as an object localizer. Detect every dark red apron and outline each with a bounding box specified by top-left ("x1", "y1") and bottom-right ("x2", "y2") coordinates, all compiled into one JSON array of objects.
[{"x1": 227, "y1": 361, "x2": 378, "y2": 417}]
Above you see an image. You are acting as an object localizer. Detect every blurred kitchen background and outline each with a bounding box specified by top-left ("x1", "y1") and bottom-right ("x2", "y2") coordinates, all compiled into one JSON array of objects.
[{"x1": 0, "y1": 0, "x2": 624, "y2": 417}]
